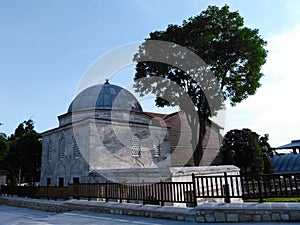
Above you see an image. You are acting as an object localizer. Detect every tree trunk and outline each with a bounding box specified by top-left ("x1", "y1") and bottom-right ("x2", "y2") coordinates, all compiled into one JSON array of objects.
[
  {"x1": 193, "y1": 116, "x2": 206, "y2": 166},
  {"x1": 186, "y1": 110, "x2": 207, "y2": 166}
]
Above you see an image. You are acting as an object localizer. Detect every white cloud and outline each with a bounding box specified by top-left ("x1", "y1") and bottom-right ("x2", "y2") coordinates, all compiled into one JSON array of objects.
[{"x1": 225, "y1": 24, "x2": 300, "y2": 147}]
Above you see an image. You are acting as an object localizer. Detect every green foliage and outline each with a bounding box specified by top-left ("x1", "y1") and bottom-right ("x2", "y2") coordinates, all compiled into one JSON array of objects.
[
  {"x1": 133, "y1": 5, "x2": 267, "y2": 166},
  {"x1": 0, "y1": 119, "x2": 42, "y2": 185},
  {"x1": 221, "y1": 128, "x2": 274, "y2": 175},
  {"x1": 134, "y1": 4, "x2": 267, "y2": 106},
  {"x1": 182, "y1": 5, "x2": 268, "y2": 104},
  {"x1": 0, "y1": 135, "x2": 9, "y2": 162}
]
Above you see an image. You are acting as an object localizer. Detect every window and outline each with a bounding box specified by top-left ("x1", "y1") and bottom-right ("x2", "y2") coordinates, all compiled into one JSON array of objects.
[
  {"x1": 73, "y1": 177, "x2": 80, "y2": 184},
  {"x1": 46, "y1": 178, "x2": 51, "y2": 186},
  {"x1": 73, "y1": 135, "x2": 80, "y2": 159},
  {"x1": 47, "y1": 141, "x2": 53, "y2": 161},
  {"x1": 153, "y1": 143, "x2": 160, "y2": 158},
  {"x1": 131, "y1": 134, "x2": 140, "y2": 157},
  {"x1": 152, "y1": 136, "x2": 160, "y2": 158},
  {"x1": 59, "y1": 137, "x2": 65, "y2": 160},
  {"x1": 58, "y1": 177, "x2": 64, "y2": 187}
]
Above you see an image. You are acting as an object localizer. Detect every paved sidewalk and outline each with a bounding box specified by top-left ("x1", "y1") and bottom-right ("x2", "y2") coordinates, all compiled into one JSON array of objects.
[{"x1": 0, "y1": 205, "x2": 298, "y2": 225}]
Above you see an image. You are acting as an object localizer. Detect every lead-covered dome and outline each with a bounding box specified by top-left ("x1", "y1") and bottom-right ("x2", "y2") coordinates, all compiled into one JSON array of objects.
[
  {"x1": 270, "y1": 154, "x2": 300, "y2": 174},
  {"x1": 68, "y1": 81, "x2": 142, "y2": 113}
]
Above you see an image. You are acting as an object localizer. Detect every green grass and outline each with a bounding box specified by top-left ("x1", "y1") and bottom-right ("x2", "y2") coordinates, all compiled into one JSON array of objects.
[{"x1": 245, "y1": 197, "x2": 300, "y2": 202}]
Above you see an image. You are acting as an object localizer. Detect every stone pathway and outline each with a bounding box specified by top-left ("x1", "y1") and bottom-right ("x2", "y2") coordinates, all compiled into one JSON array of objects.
[{"x1": 0, "y1": 205, "x2": 299, "y2": 225}]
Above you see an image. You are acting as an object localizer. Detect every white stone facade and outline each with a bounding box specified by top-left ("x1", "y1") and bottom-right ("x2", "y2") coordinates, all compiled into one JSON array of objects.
[{"x1": 40, "y1": 109, "x2": 170, "y2": 186}]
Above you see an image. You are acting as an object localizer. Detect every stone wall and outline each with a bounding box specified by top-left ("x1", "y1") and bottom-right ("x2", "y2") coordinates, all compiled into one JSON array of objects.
[
  {"x1": 41, "y1": 110, "x2": 171, "y2": 186},
  {"x1": 0, "y1": 174, "x2": 7, "y2": 186},
  {"x1": 1, "y1": 196, "x2": 300, "y2": 223},
  {"x1": 164, "y1": 112, "x2": 223, "y2": 167},
  {"x1": 196, "y1": 203, "x2": 300, "y2": 222}
]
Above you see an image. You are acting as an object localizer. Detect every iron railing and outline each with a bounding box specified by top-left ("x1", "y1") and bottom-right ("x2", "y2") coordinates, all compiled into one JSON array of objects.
[
  {"x1": 192, "y1": 172, "x2": 242, "y2": 203},
  {"x1": 0, "y1": 185, "x2": 68, "y2": 200},
  {"x1": 2, "y1": 173, "x2": 300, "y2": 206},
  {"x1": 193, "y1": 172, "x2": 300, "y2": 203},
  {"x1": 67, "y1": 181, "x2": 195, "y2": 206},
  {"x1": 1, "y1": 181, "x2": 195, "y2": 207},
  {"x1": 241, "y1": 173, "x2": 300, "y2": 201}
]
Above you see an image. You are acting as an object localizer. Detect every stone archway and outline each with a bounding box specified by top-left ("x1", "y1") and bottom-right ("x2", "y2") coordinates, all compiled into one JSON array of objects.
[
  {"x1": 55, "y1": 164, "x2": 66, "y2": 186},
  {"x1": 69, "y1": 162, "x2": 81, "y2": 184}
]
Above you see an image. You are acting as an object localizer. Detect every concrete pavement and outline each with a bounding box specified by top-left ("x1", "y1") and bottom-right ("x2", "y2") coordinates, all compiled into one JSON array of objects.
[{"x1": 0, "y1": 205, "x2": 299, "y2": 225}]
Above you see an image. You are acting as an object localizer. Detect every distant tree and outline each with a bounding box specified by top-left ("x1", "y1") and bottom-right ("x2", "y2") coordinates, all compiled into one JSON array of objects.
[
  {"x1": 0, "y1": 124, "x2": 9, "y2": 167},
  {"x1": 133, "y1": 5, "x2": 267, "y2": 166},
  {"x1": 0, "y1": 135, "x2": 9, "y2": 162},
  {"x1": 221, "y1": 128, "x2": 273, "y2": 175},
  {"x1": 2, "y1": 119, "x2": 41, "y2": 185}
]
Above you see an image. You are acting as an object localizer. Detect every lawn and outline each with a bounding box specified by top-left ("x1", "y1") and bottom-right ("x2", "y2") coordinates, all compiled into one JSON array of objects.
[{"x1": 244, "y1": 197, "x2": 300, "y2": 202}]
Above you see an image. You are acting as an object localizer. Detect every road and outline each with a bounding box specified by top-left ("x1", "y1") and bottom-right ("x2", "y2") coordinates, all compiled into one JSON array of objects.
[{"x1": 0, "y1": 205, "x2": 298, "y2": 225}]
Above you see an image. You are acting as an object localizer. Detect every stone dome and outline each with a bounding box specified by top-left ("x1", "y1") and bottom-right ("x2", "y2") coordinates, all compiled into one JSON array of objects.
[{"x1": 68, "y1": 81, "x2": 142, "y2": 113}]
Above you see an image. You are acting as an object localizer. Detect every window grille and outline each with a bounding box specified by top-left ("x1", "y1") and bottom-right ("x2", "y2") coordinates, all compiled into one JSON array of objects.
[
  {"x1": 131, "y1": 135, "x2": 140, "y2": 157},
  {"x1": 73, "y1": 135, "x2": 80, "y2": 159},
  {"x1": 59, "y1": 137, "x2": 66, "y2": 160},
  {"x1": 153, "y1": 143, "x2": 160, "y2": 158},
  {"x1": 47, "y1": 141, "x2": 53, "y2": 161}
]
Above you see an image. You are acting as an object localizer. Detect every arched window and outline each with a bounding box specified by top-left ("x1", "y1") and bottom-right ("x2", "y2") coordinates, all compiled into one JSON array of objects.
[
  {"x1": 153, "y1": 144, "x2": 160, "y2": 158},
  {"x1": 59, "y1": 137, "x2": 66, "y2": 160},
  {"x1": 152, "y1": 136, "x2": 160, "y2": 158},
  {"x1": 131, "y1": 134, "x2": 140, "y2": 157},
  {"x1": 47, "y1": 140, "x2": 53, "y2": 161},
  {"x1": 73, "y1": 135, "x2": 80, "y2": 159}
]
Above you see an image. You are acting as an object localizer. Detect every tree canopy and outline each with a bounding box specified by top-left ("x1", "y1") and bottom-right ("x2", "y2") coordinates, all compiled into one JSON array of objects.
[
  {"x1": 221, "y1": 128, "x2": 274, "y2": 175},
  {"x1": 133, "y1": 5, "x2": 268, "y2": 166},
  {"x1": 0, "y1": 135, "x2": 9, "y2": 162},
  {"x1": 0, "y1": 119, "x2": 42, "y2": 185}
]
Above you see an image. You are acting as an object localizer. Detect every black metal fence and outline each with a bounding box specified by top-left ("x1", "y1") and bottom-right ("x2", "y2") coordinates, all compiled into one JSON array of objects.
[
  {"x1": 192, "y1": 172, "x2": 242, "y2": 203},
  {"x1": 1, "y1": 172, "x2": 300, "y2": 206},
  {"x1": 0, "y1": 185, "x2": 68, "y2": 200},
  {"x1": 1, "y1": 181, "x2": 195, "y2": 206},
  {"x1": 193, "y1": 172, "x2": 300, "y2": 203},
  {"x1": 68, "y1": 181, "x2": 194, "y2": 206},
  {"x1": 242, "y1": 173, "x2": 300, "y2": 201}
]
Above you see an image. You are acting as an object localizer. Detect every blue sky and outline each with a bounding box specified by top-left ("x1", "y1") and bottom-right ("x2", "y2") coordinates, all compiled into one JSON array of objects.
[{"x1": 1, "y1": 0, "x2": 300, "y2": 147}]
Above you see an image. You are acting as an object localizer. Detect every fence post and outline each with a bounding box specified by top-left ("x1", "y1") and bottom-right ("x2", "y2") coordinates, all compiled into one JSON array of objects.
[
  {"x1": 119, "y1": 183, "x2": 123, "y2": 203},
  {"x1": 160, "y1": 180, "x2": 164, "y2": 206},
  {"x1": 224, "y1": 172, "x2": 231, "y2": 203},
  {"x1": 105, "y1": 181, "x2": 108, "y2": 202},
  {"x1": 67, "y1": 183, "x2": 70, "y2": 200},
  {"x1": 257, "y1": 174, "x2": 264, "y2": 203},
  {"x1": 143, "y1": 181, "x2": 146, "y2": 205},
  {"x1": 192, "y1": 173, "x2": 197, "y2": 207}
]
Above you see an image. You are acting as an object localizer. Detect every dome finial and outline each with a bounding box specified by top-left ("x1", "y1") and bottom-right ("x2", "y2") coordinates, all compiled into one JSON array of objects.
[{"x1": 105, "y1": 79, "x2": 109, "y2": 84}]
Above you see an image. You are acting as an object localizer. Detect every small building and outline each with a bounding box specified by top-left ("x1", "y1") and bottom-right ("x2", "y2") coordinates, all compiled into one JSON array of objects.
[
  {"x1": 276, "y1": 139, "x2": 300, "y2": 154},
  {"x1": 0, "y1": 169, "x2": 8, "y2": 186},
  {"x1": 270, "y1": 154, "x2": 300, "y2": 174}
]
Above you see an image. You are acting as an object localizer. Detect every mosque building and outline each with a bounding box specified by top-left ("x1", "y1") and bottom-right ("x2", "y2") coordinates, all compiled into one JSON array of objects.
[{"x1": 40, "y1": 81, "x2": 223, "y2": 186}]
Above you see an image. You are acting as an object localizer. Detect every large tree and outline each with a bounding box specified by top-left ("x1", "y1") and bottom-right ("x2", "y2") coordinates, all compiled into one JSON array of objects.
[
  {"x1": 133, "y1": 5, "x2": 267, "y2": 166},
  {"x1": 1, "y1": 119, "x2": 42, "y2": 185},
  {"x1": 221, "y1": 128, "x2": 274, "y2": 175}
]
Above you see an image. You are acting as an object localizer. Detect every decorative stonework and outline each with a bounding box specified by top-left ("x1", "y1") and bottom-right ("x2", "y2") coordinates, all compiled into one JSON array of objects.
[
  {"x1": 59, "y1": 137, "x2": 65, "y2": 160},
  {"x1": 131, "y1": 135, "x2": 141, "y2": 157}
]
